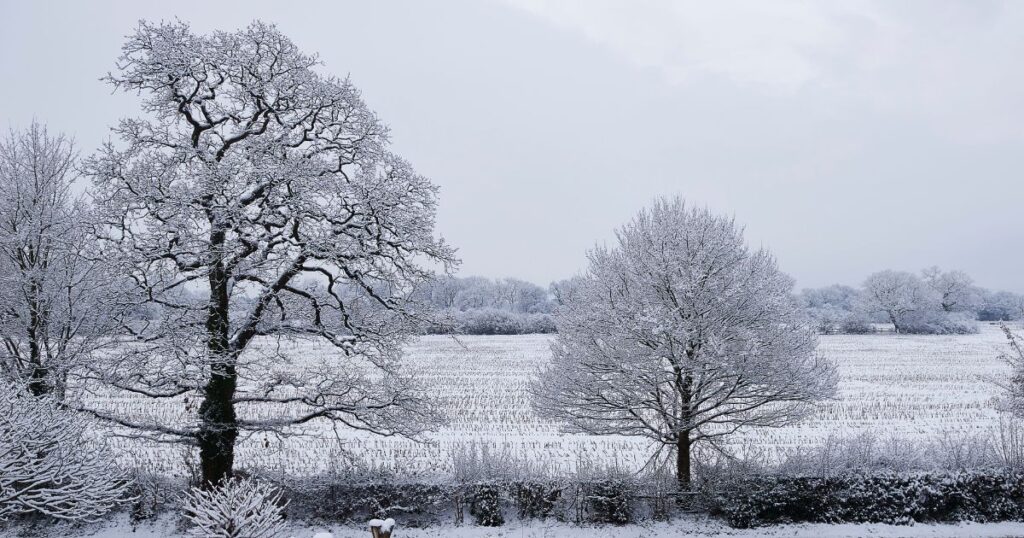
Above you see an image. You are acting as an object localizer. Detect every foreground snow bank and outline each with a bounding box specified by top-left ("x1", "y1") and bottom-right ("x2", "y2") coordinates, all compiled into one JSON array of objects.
[
  {"x1": 292, "y1": 520, "x2": 1024, "y2": 537},
  {"x1": 21, "y1": 515, "x2": 1024, "y2": 538}
]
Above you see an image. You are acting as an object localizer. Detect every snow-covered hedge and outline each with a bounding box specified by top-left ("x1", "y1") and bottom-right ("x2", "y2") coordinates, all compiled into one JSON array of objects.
[
  {"x1": 708, "y1": 472, "x2": 1024, "y2": 528},
  {"x1": 279, "y1": 476, "x2": 640, "y2": 526}
]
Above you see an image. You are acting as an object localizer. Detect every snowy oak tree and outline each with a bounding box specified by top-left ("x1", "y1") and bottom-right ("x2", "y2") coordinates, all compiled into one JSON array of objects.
[
  {"x1": 858, "y1": 270, "x2": 934, "y2": 333},
  {"x1": 0, "y1": 380, "x2": 130, "y2": 521},
  {"x1": 81, "y1": 21, "x2": 455, "y2": 486},
  {"x1": 922, "y1": 267, "x2": 981, "y2": 313},
  {"x1": 531, "y1": 198, "x2": 837, "y2": 488},
  {"x1": 859, "y1": 270, "x2": 976, "y2": 334},
  {"x1": 0, "y1": 122, "x2": 122, "y2": 398}
]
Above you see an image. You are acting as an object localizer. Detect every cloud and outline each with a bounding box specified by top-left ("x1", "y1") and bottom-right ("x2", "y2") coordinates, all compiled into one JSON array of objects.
[{"x1": 503, "y1": 0, "x2": 1024, "y2": 141}]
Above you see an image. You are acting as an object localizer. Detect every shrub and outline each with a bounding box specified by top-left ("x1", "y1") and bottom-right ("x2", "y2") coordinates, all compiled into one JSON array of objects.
[
  {"x1": 708, "y1": 472, "x2": 1024, "y2": 528},
  {"x1": 899, "y1": 311, "x2": 979, "y2": 335},
  {"x1": 182, "y1": 477, "x2": 288, "y2": 538},
  {"x1": 586, "y1": 479, "x2": 632, "y2": 525},
  {"x1": 0, "y1": 382, "x2": 132, "y2": 521},
  {"x1": 469, "y1": 485, "x2": 504, "y2": 526},
  {"x1": 514, "y1": 482, "x2": 561, "y2": 519}
]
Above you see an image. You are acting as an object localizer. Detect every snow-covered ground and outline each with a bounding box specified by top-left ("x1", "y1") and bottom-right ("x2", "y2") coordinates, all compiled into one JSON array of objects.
[
  {"x1": 87, "y1": 324, "x2": 1015, "y2": 478},
  {"x1": 17, "y1": 515, "x2": 1024, "y2": 538}
]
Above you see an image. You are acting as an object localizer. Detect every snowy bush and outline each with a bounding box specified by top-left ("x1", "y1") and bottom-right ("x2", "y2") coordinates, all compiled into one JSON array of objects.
[
  {"x1": 708, "y1": 472, "x2": 1024, "y2": 528},
  {"x1": 514, "y1": 482, "x2": 561, "y2": 519},
  {"x1": 182, "y1": 477, "x2": 288, "y2": 538},
  {"x1": 899, "y1": 310, "x2": 979, "y2": 335},
  {"x1": 0, "y1": 382, "x2": 131, "y2": 521},
  {"x1": 469, "y1": 485, "x2": 504, "y2": 526},
  {"x1": 585, "y1": 479, "x2": 633, "y2": 525}
]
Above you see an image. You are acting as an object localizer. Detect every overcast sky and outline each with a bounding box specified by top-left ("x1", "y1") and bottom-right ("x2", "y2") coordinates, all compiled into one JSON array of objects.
[{"x1": 2, "y1": 1, "x2": 1022, "y2": 291}]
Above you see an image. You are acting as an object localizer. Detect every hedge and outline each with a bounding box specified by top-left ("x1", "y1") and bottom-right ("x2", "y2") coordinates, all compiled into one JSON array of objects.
[{"x1": 708, "y1": 472, "x2": 1024, "y2": 528}]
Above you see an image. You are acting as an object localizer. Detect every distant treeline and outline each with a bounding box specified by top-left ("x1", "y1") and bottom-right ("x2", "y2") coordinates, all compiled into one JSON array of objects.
[
  {"x1": 125, "y1": 268, "x2": 1022, "y2": 337},
  {"x1": 414, "y1": 277, "x2": 557, "y2": 335},
  {"x1": 801, "y1": 267, "x2": 1024, "y2": 335}
]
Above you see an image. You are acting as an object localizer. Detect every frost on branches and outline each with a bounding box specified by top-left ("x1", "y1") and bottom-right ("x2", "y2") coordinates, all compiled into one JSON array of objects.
[
  {"x1": 0, "y1": 381, "x2": 130, "y2": 521},
  {"x1": 80, "y1": 21, "x2": 455, "y2": 485},
  {"x1": 532, "y1": 197, "x2": 837, "y2": 488},
  {"x1": 182, "y1": 477, "x2": 286, "y2": 538},
  {"x1": 0, "y1": 122, "x2": 123, "y2": 398},
  {"x1": 999, "y1": 325, "x2": 1024, "y2": 418}
]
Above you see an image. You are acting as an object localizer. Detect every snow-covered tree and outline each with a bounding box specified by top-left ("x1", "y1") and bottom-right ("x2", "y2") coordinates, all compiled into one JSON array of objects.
[
  {"x1": 0, "y1": 380, "x2": 130, "y2": 521},
  {"x1": 799, "y1": 285, "x2": 871, "y2": 334},
  {"x1": 549, "y1": 278, "x2": 581, "y2": 307},
  {"x1": 494, "y1": 278, "x2": 550, "y2": 313},
  {"x1": 980, "y1": 291, "x2": 1024, "y2": 321},
  {"x1": 0, "y1": 122, "x2": 123, "y2": 398},
  {"x1": 532, "y1": 197, "x2": 837, "y2": 488},
  {"x1": 81, "y1": 21, "x2": 455, "y2": 486},
  {"x1": 859, "y1": 270, "x2": 933, "y2": 333},
  {"x1": 859, "y1": 270, "x2": 977, "y2": 334},
  {"x1": 921, "y1": 267, "x2": 981, "y2": 313},
  {"x1": 182, "y1": 477, "x2": 286, "y2": 538},
  {"x1": 453, "y1": 277, "x2": 498, "y2": 310}
]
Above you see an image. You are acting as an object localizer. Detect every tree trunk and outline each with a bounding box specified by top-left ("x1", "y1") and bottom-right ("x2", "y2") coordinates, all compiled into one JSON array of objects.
[
  {"x1": 676, "y1": 430, "x2": 691, "y2": 491},
  {"x1": 26, "y1": 280, "x2": 50, "y2": 397},
  {"x1": 197, "y1": 229, "x2": 238, "y2": 487}
]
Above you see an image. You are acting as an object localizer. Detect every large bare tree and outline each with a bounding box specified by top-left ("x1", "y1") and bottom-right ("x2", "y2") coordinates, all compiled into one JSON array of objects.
[
  {"x1": 0, "y1": 122, "x2": 121, "y2": 398},
  {"x1": 81, "y1": 21, "x2": 455, "y2": 486},
  {"x1": 532, "y1": 197, "x2": 836, "y2": 488}
]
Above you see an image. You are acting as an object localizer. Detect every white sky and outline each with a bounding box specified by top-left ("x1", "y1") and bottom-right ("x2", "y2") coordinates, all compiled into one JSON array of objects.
[{"x1": 2, "y1": 0, "x2": 1022, "y2": 291}]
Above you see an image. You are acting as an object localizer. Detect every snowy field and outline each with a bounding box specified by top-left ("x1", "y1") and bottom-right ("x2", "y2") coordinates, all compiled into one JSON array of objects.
[{"x1": 93, "y1": 323, "x2": 1015, "y2": 478}]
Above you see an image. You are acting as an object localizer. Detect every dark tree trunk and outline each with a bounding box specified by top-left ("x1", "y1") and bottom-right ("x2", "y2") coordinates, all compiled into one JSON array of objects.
[
  {"x1": 197, "y1": 229, "x2": 238, "y2": 487},
  {"x1": 26, "y1": 280, "x2": 51, "y2": 397},
  {"x1": 676, "y1": 431, "x2": 691, "y2": 491},
  {"x1": 27, "y1": 364, "x2": 50, "y2": 397}
]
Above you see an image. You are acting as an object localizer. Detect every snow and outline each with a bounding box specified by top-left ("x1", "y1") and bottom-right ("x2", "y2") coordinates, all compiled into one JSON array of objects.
[
  {"x1": 85, "y1": 324, "x2": 1017, "y2": 478},
  {"x1": 14, "y1": 515, "x2": 1024, "y2": 538}
]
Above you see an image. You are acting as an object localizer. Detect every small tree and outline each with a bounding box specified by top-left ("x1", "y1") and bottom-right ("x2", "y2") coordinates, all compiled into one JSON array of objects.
[
  {"x1": 532, "y1": 197, "x2": 837, "y2": 489},
  {"x1": 182, "y1": 477, "x2": 286, "y2": 538},
  {"x1": 0, "y1": 122, "x2": 122, "y2": 398},
  {"x1": 800, "y1": 285, "x2": 871, "y2": 334},
  {"x1": 0, "y1": 381, "x2": 130, "y2": 521}
]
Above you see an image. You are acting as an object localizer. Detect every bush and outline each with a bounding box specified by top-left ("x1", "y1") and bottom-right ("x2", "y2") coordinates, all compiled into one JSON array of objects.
[
  {"x1": 469, "y1": 485, "x2": 504, "y2": 526},
  {"x1": 514, "y1": 482, "x2": 561, "y2": 519},
  {"x1": 0, "y1": 382, "x2": 131, "y2": 521},
  {"x1": 586, "y1": 479, "x2": 632, "y2": 525},
  {"x1": 708, "y1": 472, "x2": 1024, "y2": 528},
  {"x1": 282, "y1": 480, "x2": 448, "y2": 524},
  {"x1": 898, "y1": 311, "x2": 979, "y2": 335},
  {"x1": 182, "y1": 477, "x2": 288, "y2": 538}
]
